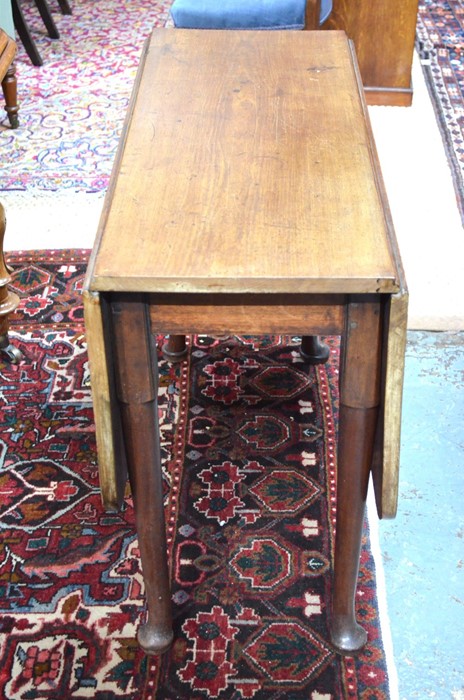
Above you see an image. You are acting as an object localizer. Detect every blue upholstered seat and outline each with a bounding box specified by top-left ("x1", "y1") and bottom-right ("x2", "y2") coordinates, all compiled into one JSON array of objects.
[{"x1": 170, "y1": 0, "x2": 333, "y2": 30}]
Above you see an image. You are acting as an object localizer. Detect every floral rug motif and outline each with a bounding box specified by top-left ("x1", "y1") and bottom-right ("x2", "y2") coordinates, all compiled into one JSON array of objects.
[
  {"x1": 0, "y1": 0, "x2": 172, "y2": 192},
  {"x1": 417, "y1": 0, "x2": 464, "y2": 223},
  {"x1": 0, "y1": 250, "x2": 392, "y2": 698}
]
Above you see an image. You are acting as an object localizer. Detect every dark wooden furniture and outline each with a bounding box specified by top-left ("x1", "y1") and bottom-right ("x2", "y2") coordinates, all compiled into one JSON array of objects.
[
  {"x1": 57, "y1": 0, "x2": 72, "y2": 14},
  {"x1": 34, "y1": 0, "x2": 59, "y2": 38},
  {"x1": 12, "y1": 0, "x2": 60, "y2": 66},
  {"x1": 164, "y1": 331, "x2": 329, "y2": 363},
  {"x1": 12, "y1": 0, "x2": 42, "y2": 66},
  {"x1": 326, "y1": 0, "x2": 420, "y2": 106},
  {"x1": 0, "y1": 28, "x2": 18, "y2": 128},
  {"x1": 84, "y1": 29, "x2": 408, "y2": 657},
  {"x1": 0, "y1": 203, "x2": 21, "y2": 363}
]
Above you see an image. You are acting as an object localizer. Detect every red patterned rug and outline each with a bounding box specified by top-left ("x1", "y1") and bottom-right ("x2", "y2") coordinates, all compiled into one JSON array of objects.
[
  {"x1": 417, "y1": 0, "x2": 464, "y2": 224},
  {"x1": 0, "y1": 250, "x2": 392, "y2": 699}
]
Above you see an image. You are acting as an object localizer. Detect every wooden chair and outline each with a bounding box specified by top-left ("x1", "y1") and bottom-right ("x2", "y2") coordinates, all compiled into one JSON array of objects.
[
  {"x1": 57, "y1": 0, "x2": 72, "y2": 15},
  {"x1": 12, "y1": 0, "x2": 61, "y2": 67},
  {"x1": 0, "y1": 203, "x2": 21, "y2": 363},
  {"x1": 170, "y1": 0, "x2": 333, "y2": 30},
  {"x1": 0, "y1": 28, "x2": 19, "y2": 129}
]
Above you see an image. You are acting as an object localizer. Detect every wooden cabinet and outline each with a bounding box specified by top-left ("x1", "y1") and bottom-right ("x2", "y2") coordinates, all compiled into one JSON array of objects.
[{"x1": 325, "y1": 0, "x2": 419, "y2": 105}]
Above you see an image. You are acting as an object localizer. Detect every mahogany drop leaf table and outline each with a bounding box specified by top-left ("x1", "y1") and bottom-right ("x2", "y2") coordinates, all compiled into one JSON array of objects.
[{"x1": 84, "y1": 28, "x2": 408, "y2": 656}]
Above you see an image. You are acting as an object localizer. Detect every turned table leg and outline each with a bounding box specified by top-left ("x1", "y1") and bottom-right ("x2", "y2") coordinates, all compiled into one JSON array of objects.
[
  {"x1": 164, "y1": 334, "x2": 330, "y2": 365},
  {"x1": 106, "y1": 292, "x2": 384, "y2": 656},
  {"x1": 162, "y1": 333, "x2": 187, "y2": 361},
  {"x1": 110, "y1": 293, "x2": 173, "y2": 655},
  {"x1": 300, "y1": 335, "x2": 330, "y2": 364},
  {"x1": 330, "y1": 297, "x2": 382, "y2": 654}
]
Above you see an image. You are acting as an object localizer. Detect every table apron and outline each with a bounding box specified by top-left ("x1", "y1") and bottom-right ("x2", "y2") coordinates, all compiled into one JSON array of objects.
[{"x1": 147, "y1": 293, "x2": 349, "y2": 336}]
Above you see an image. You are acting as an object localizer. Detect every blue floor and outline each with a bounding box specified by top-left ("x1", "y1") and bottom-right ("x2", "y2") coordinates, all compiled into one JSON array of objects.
[{"x1": 378, "y1": 331, "x2": 464, "y2": 699}]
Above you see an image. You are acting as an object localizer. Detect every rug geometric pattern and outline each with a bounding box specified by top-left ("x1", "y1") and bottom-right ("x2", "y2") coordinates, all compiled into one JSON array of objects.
[
  {"x1": 0, "y1": 250, "x2": 391, "y2": 698},
  {"x1": 416, "y1": 0, "x2": 464, "y2": 224}
]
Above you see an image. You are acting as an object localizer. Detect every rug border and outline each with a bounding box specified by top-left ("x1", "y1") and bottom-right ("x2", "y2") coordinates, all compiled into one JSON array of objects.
[{"x1": 416, "y1": 10, "x2": 464, "y2": 226}]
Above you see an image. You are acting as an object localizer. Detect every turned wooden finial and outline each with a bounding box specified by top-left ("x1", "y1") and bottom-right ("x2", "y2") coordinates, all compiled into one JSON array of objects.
[{"x1": 0, "y1": 202, "x2": 22, "y2": 362}]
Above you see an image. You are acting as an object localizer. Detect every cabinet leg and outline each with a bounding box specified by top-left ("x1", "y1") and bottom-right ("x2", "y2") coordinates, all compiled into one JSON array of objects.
[{"x1": 110, "y1": 294, "x2": 173, "y2": 655}]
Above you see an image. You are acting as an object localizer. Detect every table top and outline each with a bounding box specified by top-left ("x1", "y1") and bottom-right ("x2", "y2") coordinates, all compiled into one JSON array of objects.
[{"x1": 88, "y1": 29, "x2": 402, "y2": 296}]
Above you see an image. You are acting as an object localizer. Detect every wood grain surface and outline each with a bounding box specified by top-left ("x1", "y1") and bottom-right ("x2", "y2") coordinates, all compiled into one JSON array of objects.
[
  {"x1": 90, "y1": 30, "x2": 399, "y2": 295},
  {"x1": 325, "y1": 0, "x2": 419, "y2": 105}
]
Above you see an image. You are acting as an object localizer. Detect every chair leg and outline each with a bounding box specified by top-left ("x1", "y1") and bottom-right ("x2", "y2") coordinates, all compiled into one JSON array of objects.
[
  {"x1": 0, "y1": 204, "x2": 22, "y2": 364},
  {"x1": 1, "y1": 63, "x2": 19, "y2": 129},
  {"x1": 34, "y1": 0, "x2": 60, "y2": 39},
  {"x1": 57, "y1": 0, "x2": 72, "y2": 14},
  {"x1": 12, "y1": 0, "x2": 43, "y2": 66}
]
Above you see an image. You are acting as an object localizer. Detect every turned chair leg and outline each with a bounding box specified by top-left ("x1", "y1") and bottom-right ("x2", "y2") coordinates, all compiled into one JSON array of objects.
[
  {"x1": 0, "y1": 203, "x2": 22, "y2": 363},
  {"x1": 1, "y1": 63, "x2": 19, "y2": 129}
]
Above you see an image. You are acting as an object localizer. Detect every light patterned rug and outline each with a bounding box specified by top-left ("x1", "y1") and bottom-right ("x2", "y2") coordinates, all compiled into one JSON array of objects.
[
  {"x1": 0, "y1": 0, "x2": 172, "y2": 192},
  {"x1": 1, "y1": 0, "x2": 463, "y2": 204}
]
